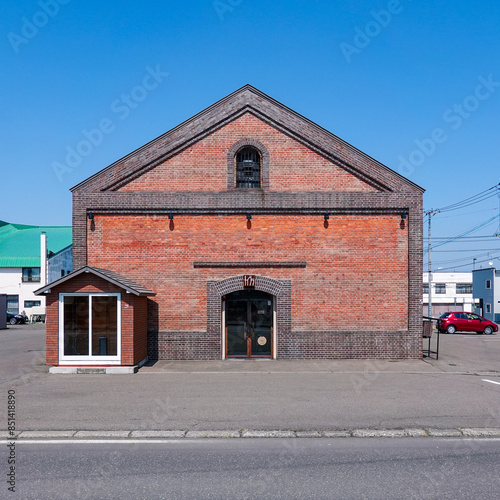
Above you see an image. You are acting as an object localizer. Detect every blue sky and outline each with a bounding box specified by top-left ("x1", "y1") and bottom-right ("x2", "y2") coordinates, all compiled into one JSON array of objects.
[{"x1": 2, "y1": 0, "x2": 500, "y2": 271}]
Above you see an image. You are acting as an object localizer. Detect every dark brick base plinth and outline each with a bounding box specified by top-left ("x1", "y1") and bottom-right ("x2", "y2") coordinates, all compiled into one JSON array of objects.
[
  {"x1": 148, "y1": 331, "x2": 221, "y2": 360},
  {"x1": 147, "y1": 329, "x2": 422, "y2": 360},
  {"x1": 277, "y1": 331, "x2": 421, "y2": 359}
]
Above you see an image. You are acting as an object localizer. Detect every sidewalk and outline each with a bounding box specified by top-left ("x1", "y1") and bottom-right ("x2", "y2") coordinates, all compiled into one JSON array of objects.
[
  {"x1": 139, "y1": 357, "x2": 438, "y2": 374},
  {"x1": 2, "y1": 325, "x2": 499, "y2": 434}
]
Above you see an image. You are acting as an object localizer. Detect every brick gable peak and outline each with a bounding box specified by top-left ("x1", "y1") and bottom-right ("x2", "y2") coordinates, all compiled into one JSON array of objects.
[{"x1": 70, "y1": 85, "x2": 424, "y2": 194}]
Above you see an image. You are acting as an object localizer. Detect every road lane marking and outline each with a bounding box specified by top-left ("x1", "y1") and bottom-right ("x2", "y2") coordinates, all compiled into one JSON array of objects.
[
  {"x1": 482, "y1": 379, "x2": 500, "y2": 385},
  {"x1": 0, "y1": 439, "x2": 190, "y2": 445}
]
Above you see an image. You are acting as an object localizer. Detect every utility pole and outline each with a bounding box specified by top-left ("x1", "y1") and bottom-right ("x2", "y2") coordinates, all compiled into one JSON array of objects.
[
  {"x1": 427, "y1": 212, "x2": 433, "y2": 318},
  {"x1": 425, "y1": 210, "x2": 438, "y2": 318}
]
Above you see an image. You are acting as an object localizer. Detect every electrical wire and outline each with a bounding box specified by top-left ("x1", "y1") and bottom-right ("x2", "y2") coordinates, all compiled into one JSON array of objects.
[
  {"x1": 426, "y1": 255, "x2": 499, "y2": 272},
  {"x1": 434, "y1": 207, "x2": 499, "y2": 219},
  {"x1": 434, "y1": 183, "x2": 500, "y2": 213},
  {"x1": 431, "y1": 249, "x2": 500, "y2": 252},
  {"x1": 426, "y1": 250, "x2": 500, "y2": 267},
  {"x1": 423, "y1": 183, "x2": 500, "y2": 271},
  {"x1": 425, "y1": 214, "x2": 500, "y2": 250}
]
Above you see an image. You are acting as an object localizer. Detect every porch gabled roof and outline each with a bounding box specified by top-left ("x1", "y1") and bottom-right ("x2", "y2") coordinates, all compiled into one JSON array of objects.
[{"x1": 34, "y1": 266, "x2": 156, "y2": 296}]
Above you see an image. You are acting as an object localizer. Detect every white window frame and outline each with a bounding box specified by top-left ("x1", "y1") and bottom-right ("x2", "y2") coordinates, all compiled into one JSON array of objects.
[
  {"x1": 486, "y1": 279, "x2": 491, "y2": 289},
  {"x1": 58, "y1": 293, "x2": 121, "y2": 365},
  {"x1": 486, "y1": 303, "x2": 492, "y2": 314}
]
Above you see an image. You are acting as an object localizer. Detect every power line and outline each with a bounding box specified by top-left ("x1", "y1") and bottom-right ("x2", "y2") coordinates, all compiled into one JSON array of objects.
[
  {"x1": 425, "y1": 250, "x2": 500, "y2": 267},
  {"x1": 424, "y1": 233, "x2": 500, "y2": 241},
  {"x1": 431, "y1": 249, "x2": 500, "y2": 252},
  {"x1": 424, "y1": 236, "x2": 500, "y2": 239},
  {"x1": 430, "y1": 250, "x2": 500, "y2": 264},
  {"x1": 434, "y1": 207, "x2": 499, "y2": 219},
  {"x1": 427, "y1": 255, "x2": 499, "y2": 272},
  {"x1": 423, "y1": 214, "x2": 500, "y2": 251},
  {"x1": 433, "y1": 183, "x2": 500, "y2": 213},
  {"x1": 423, "y1": 183, "x2": 500, "y2": 315}
]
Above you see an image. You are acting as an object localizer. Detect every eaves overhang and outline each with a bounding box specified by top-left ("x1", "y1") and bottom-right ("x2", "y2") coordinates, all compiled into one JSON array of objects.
[{"x1": 34, "y1": 266, "x2": 156, "y2": 297}]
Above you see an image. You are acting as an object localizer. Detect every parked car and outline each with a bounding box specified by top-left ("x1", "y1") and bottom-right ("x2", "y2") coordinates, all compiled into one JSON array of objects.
[
  {"x1": 6, "y1": 313, "x2": 26, "y2": 325},
  {"x1": 437, "y1": 312, "x2": 498, "y2": 335}
]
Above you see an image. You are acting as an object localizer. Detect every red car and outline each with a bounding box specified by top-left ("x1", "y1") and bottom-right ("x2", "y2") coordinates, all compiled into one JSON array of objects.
[{"x1": 437, "y1": 312, "x2": 498, "y2": 335}]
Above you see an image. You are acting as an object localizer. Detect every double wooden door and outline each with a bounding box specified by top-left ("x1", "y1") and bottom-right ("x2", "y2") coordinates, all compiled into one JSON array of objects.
[{"x1": 225, "y1": 291, "x2": 273, "y2": 358}]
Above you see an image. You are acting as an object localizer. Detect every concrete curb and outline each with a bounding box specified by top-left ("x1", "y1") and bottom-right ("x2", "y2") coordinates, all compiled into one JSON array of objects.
[{"x1": 3, "y1": 428, "x2": 500, "y2": 440}]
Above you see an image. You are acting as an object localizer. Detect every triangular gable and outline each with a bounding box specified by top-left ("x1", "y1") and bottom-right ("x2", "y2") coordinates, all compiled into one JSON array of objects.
[
  {"x1": 35, "y1": 266, "x2": 156, "y2": 296},
  {"x1": 71, "y1": 85, "x2": 424, "y2": 195},
  {"x1": 116, "y1": 112, "x2": 380, "y2": 193}
]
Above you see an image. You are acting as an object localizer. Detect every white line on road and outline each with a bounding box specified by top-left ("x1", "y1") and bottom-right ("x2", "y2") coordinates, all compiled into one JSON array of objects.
[
  {"x1": 2, "y1": 437, "x2": 500, "y2": 445},
  {"x1": 482, "y1": 379, "x2": 500, "y2": 386}
]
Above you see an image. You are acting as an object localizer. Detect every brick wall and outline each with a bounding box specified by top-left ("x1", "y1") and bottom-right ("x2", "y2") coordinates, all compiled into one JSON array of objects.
[
  {"x1": 87, "y1": 213, "x2": 408, "y2": 331},
  {"x1": 44, "y1": 274, "x2": 145, "y2": 366},
  {"x1": 84, "y1": 212, "x2": 418, "y2": 359},
  {"x1": 118, "y1": 113, "x2": 377, "y2": 193},
  {"x1": 70, "y1": 87, "x2": 423, "y2": 360},
  {"x1": 45, "y1": 292, "x2": 59, "y2": 366},
  {"x1": 132, "y1": 295, "x2": 148, "y2": 364}
]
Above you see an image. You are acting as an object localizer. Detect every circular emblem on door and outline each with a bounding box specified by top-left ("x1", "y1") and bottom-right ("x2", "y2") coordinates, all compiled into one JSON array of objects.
[{"x1": 257, "y1": 336, "x2": 267, "y2": 346}]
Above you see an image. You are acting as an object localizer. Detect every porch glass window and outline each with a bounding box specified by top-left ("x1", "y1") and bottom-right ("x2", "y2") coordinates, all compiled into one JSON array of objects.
[{"x1": 61, "y1": 293, "x2": 120, "y2": 361}]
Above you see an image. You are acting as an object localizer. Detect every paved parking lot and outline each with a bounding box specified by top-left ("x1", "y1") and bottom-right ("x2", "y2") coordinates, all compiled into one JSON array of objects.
[{"x1": 1, "y1": 324, "x2": 499, "y2": 432}]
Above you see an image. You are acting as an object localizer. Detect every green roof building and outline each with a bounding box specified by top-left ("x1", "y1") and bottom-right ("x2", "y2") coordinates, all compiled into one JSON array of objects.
[{"x1": 0, "y1": 221, "x2": 72, "y2": 318}]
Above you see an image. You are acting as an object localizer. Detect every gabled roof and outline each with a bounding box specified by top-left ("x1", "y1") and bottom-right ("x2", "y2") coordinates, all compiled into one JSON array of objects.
[
  {"x1": 71, "y1": 85, "x2": 424, "y2": 194},
  {"x1": 34, "y1": 266, "x2": 156, "y2": 296},
  {"x1": 0, "y1": 221, "x2": 72, "y2": 268}
]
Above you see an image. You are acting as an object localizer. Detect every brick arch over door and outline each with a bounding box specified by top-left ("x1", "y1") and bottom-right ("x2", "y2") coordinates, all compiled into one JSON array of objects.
[{"x1": 206, "y1": 275, "x2": 291, "y2": 341}]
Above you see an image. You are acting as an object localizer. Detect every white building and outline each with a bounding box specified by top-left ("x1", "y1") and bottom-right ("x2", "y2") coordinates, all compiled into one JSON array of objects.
[
  {"x1": 0, "y1": 221, "x2": 72, "y2": 319},
  {"x1": 423, "y1": 272, "x2": 473, "y2": 317}
]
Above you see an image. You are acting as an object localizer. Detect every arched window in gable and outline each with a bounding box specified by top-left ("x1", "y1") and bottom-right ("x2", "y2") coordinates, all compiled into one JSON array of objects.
[{"x1": 236, "y1": 147, "x2": 261, "y2": 188}]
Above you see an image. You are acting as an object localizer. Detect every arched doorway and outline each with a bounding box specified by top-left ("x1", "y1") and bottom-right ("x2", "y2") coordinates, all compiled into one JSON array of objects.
[{"x1": 224, "y1": 290, "x2": 274, "y2": 358}]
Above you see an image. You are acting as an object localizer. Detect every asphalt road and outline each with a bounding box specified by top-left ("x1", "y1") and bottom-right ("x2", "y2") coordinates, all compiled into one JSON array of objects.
[
  {"x1": 10, "y1": 437, "x2": 500, "y2": 499},
  {"x1": 0, "y1": 324, "x2": 46, "y2": 386},
  {"x1": 1, "y1": 324, "x2": 500, "y2": 431}
]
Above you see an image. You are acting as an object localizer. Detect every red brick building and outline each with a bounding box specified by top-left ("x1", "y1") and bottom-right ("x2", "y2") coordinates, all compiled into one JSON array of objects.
[{"x1": 37, "y1": 85, "x2": 424, "y2": 369}]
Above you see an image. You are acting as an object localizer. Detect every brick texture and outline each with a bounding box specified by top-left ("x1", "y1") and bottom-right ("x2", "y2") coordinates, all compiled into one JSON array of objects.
[
  {"x1": 65, "y1": 86, "x2": 424, "y2": 361},
  {"x1": 44, "y1": 273, "x2": 148, "y2": 366},
  {"x1": 87, "y1": 214, "x2": 408, "y2": 332},
  {"x1": 117, "y1": 113, "x2": 377, "y2": 193}
]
